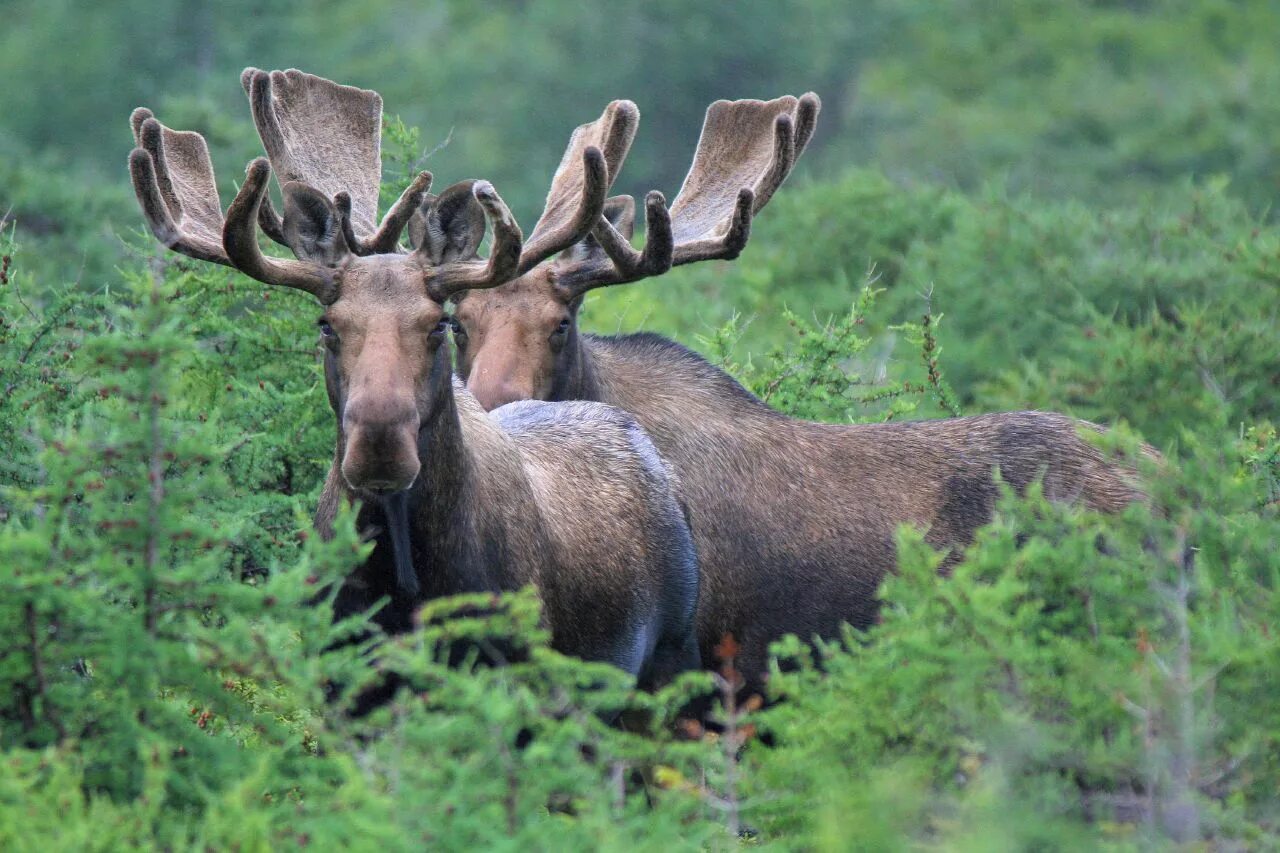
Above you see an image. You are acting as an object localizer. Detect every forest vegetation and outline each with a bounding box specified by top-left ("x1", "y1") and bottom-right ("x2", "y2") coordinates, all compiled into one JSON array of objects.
[{"x1": 1, "y1": 0, "x2": 1278, "y2": 847}]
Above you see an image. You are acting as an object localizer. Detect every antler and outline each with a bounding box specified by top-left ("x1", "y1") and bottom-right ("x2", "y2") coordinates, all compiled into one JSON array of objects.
[
  {"x1": 514, "y1": 100, "x2": 638, "y2": 273},
  {"x1": 425, "y1": 181, "x2": 524, "y2": 301},
  {"x1": 127, "y1": 108, "x2": 231, "y2": 265},
  {"x1": 129, "y1": 70, "x2": 536, "y2": 304},
  {"x1": 222, "y1": 158, "x2": 336, "y2": 300},
  {"x1": 242, "y1": 68, "x2": 430, "y2": 255},
  {"x1": 558, "y1": 93, "x2": 820, "y2": 294},
  {"x1": 666, "y1": 94, "x2": 814, "y2": 262},
  {"x1": 128, "y1": 105, "x2": 336, "y2": 298}
]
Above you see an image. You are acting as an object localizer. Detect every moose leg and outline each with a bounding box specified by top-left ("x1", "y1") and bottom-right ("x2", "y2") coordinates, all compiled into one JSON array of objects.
[{"x1": 638, "y1": 629, "x2": 702, "y2": 693}]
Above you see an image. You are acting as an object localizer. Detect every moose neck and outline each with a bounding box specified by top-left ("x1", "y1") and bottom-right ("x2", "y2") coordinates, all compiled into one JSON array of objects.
[
  {"x1": 404, "y1": 349, "x2": 495, "y2": 598},
  {"x1": 339, "y1": 348, "x2": 483, "y2": 615},
  {"x1": 551, "y1": 323, "x2": 603, "y2": 402}
]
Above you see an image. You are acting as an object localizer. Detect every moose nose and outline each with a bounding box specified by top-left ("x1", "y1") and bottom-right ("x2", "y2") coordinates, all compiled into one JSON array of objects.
[
  {"x1": 471, "y1": 379, "x2": 531, "y2": 412},
  {"x1": 356, "y1": 478, "x2": 410, "y2": 496},
  {"x1": 341, "y1": 396, "x2": 421, "y2": 493},
  {"x1": 342, "y1": 395, "x2": 419, "y2": 435}
]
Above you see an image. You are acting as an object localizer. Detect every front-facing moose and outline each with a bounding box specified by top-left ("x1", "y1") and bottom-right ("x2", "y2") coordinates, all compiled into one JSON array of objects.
[{"x1": 126, "y1": 69, "x2": 700, "y2": 691}]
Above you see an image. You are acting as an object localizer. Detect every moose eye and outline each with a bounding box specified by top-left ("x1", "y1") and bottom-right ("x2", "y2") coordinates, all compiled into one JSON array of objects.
[
  {"x1": 432, "y1": 318, "x2": 452, "y2": 337},
  {"x1": 317, "y1": 319, "x2": 336, "y2": 339},
  {"x1": 553, "y1": 318, "x2": 571, "y2": 336},
  {"x1": 450, "y1": 317, "x2": 466, "y2": 336}
]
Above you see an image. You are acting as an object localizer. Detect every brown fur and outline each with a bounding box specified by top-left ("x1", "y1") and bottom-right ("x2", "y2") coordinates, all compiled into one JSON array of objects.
[
  {"x1": 125, "y1": 73, "x2": 701, "y2": 687},
  {"x1": 454, "y1": 277, "x2": 1147, "y2": 693},
  {"x1": 282, "y1": 252, "x2": 700, "y2": 687}
]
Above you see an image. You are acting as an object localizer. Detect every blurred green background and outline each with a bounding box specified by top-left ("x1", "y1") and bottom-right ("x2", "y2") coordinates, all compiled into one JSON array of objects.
[
  {"x1": 5, "y1": 0, "x2": 1280, "y2": 274},
  {"x1": 5, "y1": 0, "x2": 1278, "y2": 442}
]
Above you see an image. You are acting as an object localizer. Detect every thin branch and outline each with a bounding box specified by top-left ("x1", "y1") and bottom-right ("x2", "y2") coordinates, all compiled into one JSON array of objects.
[
  {"x1": 25, "y1": 602, "x2": 66, "y2": 742},
  {"x1": 413, "y1": 127, "x2": 455, "y2": 171}
]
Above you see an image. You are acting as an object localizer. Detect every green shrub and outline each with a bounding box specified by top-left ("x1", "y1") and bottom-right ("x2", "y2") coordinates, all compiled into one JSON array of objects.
[
  {"x1": 0, "y1": 229, "x2": 734, "y2": 849},
  {"x1": 747, "y1": 431, "x2": 1280, "y2": 847}
]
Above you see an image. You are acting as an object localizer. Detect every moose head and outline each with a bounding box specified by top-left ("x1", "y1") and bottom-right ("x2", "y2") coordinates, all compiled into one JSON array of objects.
[
  {"x1": 450, "y1": 93, "x2": 820, "y2": 409},
  {"x1": 128, "y1": 69, "x2": 615, "y2": 498}
]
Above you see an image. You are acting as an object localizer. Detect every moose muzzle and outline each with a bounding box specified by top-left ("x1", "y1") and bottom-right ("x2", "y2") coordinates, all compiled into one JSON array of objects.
[{"x1": 340, "y1": 396, "x2": 421, "y2": 494}]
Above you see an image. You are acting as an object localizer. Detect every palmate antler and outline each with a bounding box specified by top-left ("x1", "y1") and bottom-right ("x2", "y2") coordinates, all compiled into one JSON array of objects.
[
  {"x1": 128, "y1": 107, "x2": 231, "y2": 265},
  {"x1": 127, "y1": 70, "x2": 523, "y2": 303},
  {"x1": 554, "y1": 93, "x2": 821, "y2": 294},
  {"x1": 128, "y1": 108, "x2": 333, "y2": 297},
  {"x1": 515, "y1": 99, "x2": 637, "y2": 273},
  {"x1": 241, "y1": 68, "x2": 433, "y2": 256}
]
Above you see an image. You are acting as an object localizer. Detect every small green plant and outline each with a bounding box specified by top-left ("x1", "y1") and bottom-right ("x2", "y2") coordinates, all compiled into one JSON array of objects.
[
  {"x1": 702, "y1": 281, "x2": 958, "y2": 424},
  {"x1": 743, "y1": 431, "x2": 1280, "y2": 847}
]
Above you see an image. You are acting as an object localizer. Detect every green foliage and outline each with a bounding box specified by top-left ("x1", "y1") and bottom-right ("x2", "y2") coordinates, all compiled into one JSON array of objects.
[
  {"x1": 2, "y1": 58, "x2": 1280, "y2": 835},
  {"x1": 747, "y1": 433, "x2": 1280, "y2": 846},
  {"x1": 0, "y1": 250, "x2": 361, "y2": 846},
  {"x1": 894, "y1": 179, "x2": 1280, "y2": 443},
  {"x1": 0, "y1": 243, "x2": 740, "y2": 848},
  {"x1": 700, "y1": 284, "x2": 958, "y2": 424},
  {"x1": 860, "y1": 0, "x2": 1280, "y2": 210}
]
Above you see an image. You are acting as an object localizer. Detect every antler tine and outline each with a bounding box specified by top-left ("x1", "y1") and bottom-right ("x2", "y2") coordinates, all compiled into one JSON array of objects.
[
  {"x1": 518, "y1": 147, "x2": 608, "y2": 273},
  {"x1": 558, "y1": 191, "x2": 674, "y2": 295},
  {"x1": 665, "y1": 187, "x2": 754, "y2": 266},
  {"x1": 794, "y1": 92, "x2": 821, "y2": 158},
  {"x1": 750, "y1": 111, "x2": 797, "y2": 213},
  {"x1": 223, "y1": 158, "x2": 336, "y2": 301},
  {"x1": 431, "y1": 181, "x2": 524, "y2": 300},
  {"x1": 518, "y1": 100, "x2": 639, "y2": 273},
  {"x1": 244, "y1": 67, "x2": 424, "y2": 253},
  {"x1": 241, "y1": 69, "x2": 288, "y2": 247},
  {"x1": 257, "y1": 196, "x2": 288, "y2": 245},
  {"x1": 336, "y1": 170, "x2": 434, "y2": 256},
  {"x1": 127, "y1": 109, "x2": 231, "y2": 265}
]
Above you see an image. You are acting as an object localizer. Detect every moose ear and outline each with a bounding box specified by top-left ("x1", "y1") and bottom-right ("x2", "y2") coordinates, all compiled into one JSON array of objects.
[
  {"x1": 559, "y1": 194, "x2": 635, "y2": 264},
  {"x1": 408, "y1": 179, "x2": 486, "y2": 264},
  {"x1": 602, "y1": 195, "x2": 635, "y2": 241},
  {"x1": 281, "y1": 181, "x2": 348, "y2": 266}
]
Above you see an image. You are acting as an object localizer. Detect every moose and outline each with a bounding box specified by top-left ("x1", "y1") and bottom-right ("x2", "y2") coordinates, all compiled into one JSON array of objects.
[
  {"x1": 126, "y1": 69, "x2": 701, "y2": 692},
  {"x1": 448, "y1": 91, "x2": 1149, "y2": 693}
]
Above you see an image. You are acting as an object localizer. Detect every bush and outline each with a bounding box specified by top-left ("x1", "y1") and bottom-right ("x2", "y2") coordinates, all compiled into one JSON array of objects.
[{"x1": 747, "y1": 431, "x2": 1280, "y2": 846}]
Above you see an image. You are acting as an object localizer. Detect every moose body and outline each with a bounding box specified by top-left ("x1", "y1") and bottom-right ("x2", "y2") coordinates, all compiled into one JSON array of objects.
[
  {"x1": 448, "y1": 92, "x2": 1146, "y2": 690},
  {"x1": 317, "y1": 365, "x2": 701, "y2": 689},
  {"x1": 461, "y1": 329, "x2": 1140, "y2": 683},
  {"x1": 126, "y1": 68, "x2": 702, "y2": 689}
]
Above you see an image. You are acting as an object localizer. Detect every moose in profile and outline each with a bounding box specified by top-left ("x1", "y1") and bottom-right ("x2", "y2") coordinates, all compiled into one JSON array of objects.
[
  {"x1": 446, "y1": 86, "x2": 1149, "y2": 693},
  {"x1": 127, "y1": 69, "x2": 701, "y2": 692}
]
